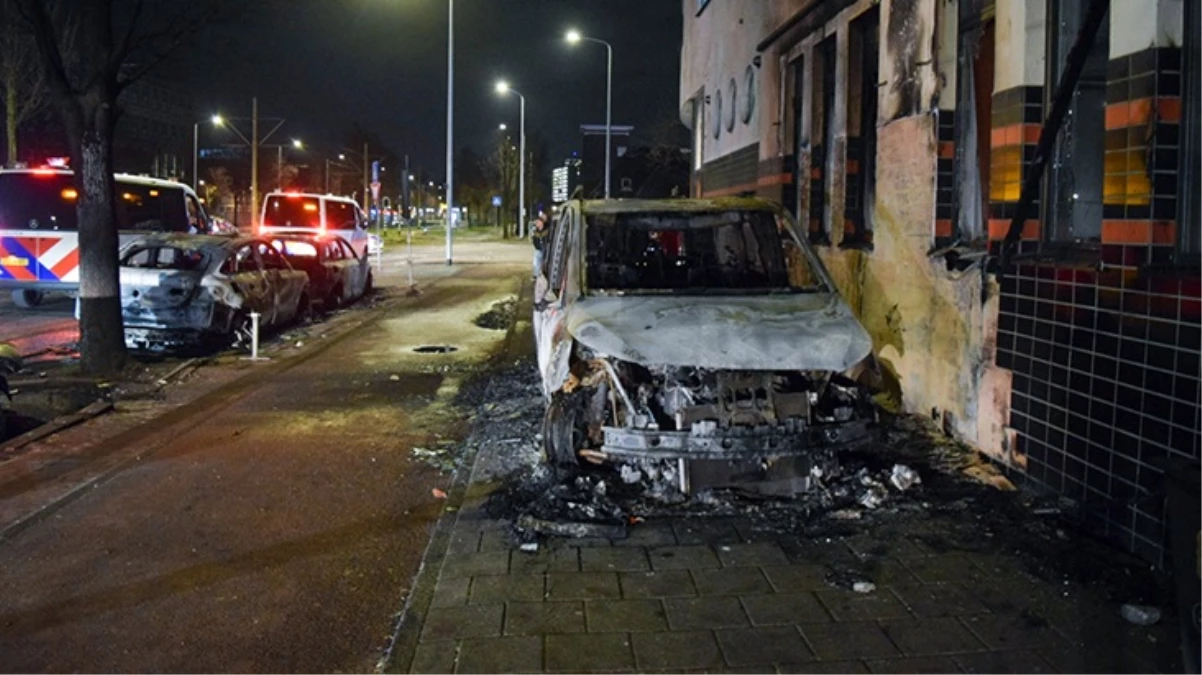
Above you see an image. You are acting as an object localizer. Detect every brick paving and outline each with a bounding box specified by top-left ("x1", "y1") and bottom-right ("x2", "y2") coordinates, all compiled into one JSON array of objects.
[{"x1": 391, "y1": 471, "x2": 1178, "y2": 674}]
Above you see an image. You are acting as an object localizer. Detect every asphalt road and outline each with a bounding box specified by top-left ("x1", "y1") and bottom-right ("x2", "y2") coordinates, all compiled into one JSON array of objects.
[{"x1": 0, "y1": 239, "x2": 529, "y2": 672}]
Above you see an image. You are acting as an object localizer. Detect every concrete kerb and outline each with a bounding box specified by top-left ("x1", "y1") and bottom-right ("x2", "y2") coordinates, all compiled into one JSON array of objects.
[
  {"x1": 378, "y1": 276, "x2": 534, "y2": 675},
  {"x1": 0, "y1": 282, "x2": 449, "y2": 545}
]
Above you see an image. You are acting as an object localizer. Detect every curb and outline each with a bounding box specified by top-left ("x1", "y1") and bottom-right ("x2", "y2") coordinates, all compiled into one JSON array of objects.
[{"x1": 0, "y1": 399, "x2": 114, "y2": 457}]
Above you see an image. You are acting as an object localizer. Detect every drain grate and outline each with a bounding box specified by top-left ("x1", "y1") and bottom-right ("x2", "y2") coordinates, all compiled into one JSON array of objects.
[{"x1": 413, "y1": 345, "x2": 458, "y2": 354}]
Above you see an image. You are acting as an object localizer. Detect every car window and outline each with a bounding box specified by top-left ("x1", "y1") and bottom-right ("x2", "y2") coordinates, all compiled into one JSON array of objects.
[
  {"x1": 325, "y1": 200, "x2": 357, "y2": 230},
  {"x1": 222, "y1": 245, "x2": 260, "y2": 275},
  {"x1": 185, "y1": 194, "x2": 206, "y2": 233},
  {"x1": 122, "y1": 245, "x2": 209, "y2": 271},
  {"x1": 116, "y1": 182, "x2": 189, "y2": 232},
  {"x1": 263, "y1": 194, "x2": 321, "y2": 228},
  {"x1": 256, "y1": 241, "x2": 290, "y2": 270}
]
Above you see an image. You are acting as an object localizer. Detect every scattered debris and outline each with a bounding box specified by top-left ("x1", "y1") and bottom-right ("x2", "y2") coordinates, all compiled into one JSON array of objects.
[
  {"x1": 852, "y1": 581, "x2": 877, "y2": 593},
  {"x1": 473, "y1": 297, "x2": 518, "y2": 330},
  {"x1": 390, "y1": 374, "x2": 401, "y2": 381},
  {"x1": 518, "y1": 541, "x2": 539, "y2": 553},
  {"x1": 828, "y1": 509, "x2": 863, "y2": 520},
  {"x1": 431, "y1": 488, "x2": 447, "y2": 499},
  {"x1": 516, "y1": 514, "x2": 627, "y2": 540},
  {"x1": 889, "y1": 464, "x2": 921, "y2": 491},
  {"x1": 1121, "y1": 604, "x2": 1162, "y2": 626}
]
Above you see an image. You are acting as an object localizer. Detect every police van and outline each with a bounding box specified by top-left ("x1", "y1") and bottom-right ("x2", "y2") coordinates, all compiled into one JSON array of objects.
[
  {"x1": 259, "y1": 191, "x2": 371, "y2": 259},
  {"x1": 0, "y1": 168, "x2": 211, "y2": 307}
]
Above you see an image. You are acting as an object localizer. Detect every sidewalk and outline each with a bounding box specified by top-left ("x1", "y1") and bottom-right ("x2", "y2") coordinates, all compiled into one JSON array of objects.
[{"x1": 387, "y1": 365, "x2": 1179, "y2": 673}]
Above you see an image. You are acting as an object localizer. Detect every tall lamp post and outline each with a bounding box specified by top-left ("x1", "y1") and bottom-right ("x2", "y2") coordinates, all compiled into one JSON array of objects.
[
  {"x1": 445, "y1": 0, "x2": 454, "y2": 265},
  {"x1": 495, "y1": 80, "x2": 526, "y2": 237},
  {"x1": 193, "y1": 114, "x2": 223, "y2": 191},
  {"x1": 326, "y1": 153, "x2": 346, "y2": 194},
  {"x1": 275, "y1": 138, "x2": 303, "y2": 190},
  {"x1": 566, "y1": 29, "x2": 614, "y2": 199}
]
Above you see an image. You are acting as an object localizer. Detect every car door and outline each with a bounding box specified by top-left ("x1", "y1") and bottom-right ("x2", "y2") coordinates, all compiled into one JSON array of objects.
[
  {"x1": 534, "y1": 205, "x2": 576, "y2": 397},
  {"x1": 339, "y1": 238, "x2": 368, "y2": 298},
  {"x1": 224, "y1": 243, "x2": 271, "y2": 321},
  {"x1": 323, "y1": 239, "x2": 350, "y2": 304},
  {"x1": 255, "y1": 240, "x2": 303, "y2": 324}
]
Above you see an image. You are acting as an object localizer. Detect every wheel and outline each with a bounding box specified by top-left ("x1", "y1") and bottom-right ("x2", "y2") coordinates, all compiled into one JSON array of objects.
[
  {"x1": 543, "y1": 392, "x2": 588, "y2": 474},
  {"x1": 364, "y1": 271, "x2": 374, "y2": 295},
  {"x1": 328, "y1": 284, "x2": 344, "y2": 310},
  {"x1": 296, "y1": 293, "x2": 313, "y2": 324},
  {"x1": 12, "y1": 289, "x2": 43, "y2": 309}
]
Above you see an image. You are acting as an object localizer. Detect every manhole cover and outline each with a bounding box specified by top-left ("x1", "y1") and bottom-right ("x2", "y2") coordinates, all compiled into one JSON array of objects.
[{"x1": 413, "y1": 345, "x2": 459, "y2": 354}]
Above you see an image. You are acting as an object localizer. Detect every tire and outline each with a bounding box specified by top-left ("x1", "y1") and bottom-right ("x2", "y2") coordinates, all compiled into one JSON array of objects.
[
  {"x1": 328, "y1": 284, "x2": 344, "y2": 310},
  {"x1": 542, "y1": 392, "x2": 587, "y2": 475},
  {"x1": 296, "y1": 293, "x2": 313, "y2": 324},
  {"x1": 12, "y1": 289, "x2": 43, "y2": 309},
  {"x1": 364, "y1": 271, "x2": 374, "y2": 296}
]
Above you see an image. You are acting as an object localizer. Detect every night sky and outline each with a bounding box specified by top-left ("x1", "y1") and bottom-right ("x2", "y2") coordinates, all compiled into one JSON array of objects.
[{"x1": 183, "y1": 0, "x2": 684, "y2": 180}]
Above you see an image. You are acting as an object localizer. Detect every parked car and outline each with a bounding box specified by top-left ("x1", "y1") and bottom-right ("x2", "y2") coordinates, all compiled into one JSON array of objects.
[
  {"x1": 0, "y1": 168, "x2": 211, "y2": 308},
  {"x1": 533, "y1": 197, "x2": 877, "y2": 498},
  {"x1": 259, "y1": 191, "x2": 371, "y2": 258},
  {"x1": 268, "y1": 233, "x2": 372, "y2": 311},
  {"x1": 117, "y1": 233, "x2": 310, "y2": 352}
]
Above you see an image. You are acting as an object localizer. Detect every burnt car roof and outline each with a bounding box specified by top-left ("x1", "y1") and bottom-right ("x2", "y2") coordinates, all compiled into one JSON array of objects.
[
  {"x1": 124, "y1": 233, "x2": 258, "y2": 253},
  {"x1": 578, "y1": 197, "x2": 779, "y2": 216}
]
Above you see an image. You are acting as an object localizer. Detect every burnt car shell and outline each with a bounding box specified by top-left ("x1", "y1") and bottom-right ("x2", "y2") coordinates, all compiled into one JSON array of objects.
[{"x1": 534, "y1": 198, "x2": 876, "y2": 497}]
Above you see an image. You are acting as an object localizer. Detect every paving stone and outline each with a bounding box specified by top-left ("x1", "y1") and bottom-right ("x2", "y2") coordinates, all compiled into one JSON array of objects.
[
  {"x1": 649, "y1": 545, "x2": 722, "y2": 571},
  {"x1": 410, "y1": 640, "x2": 460, "y2": 674},
  {"x1": 901, "y1": 554, "x2": 988, "y2": 584},
  {"x1": 778, "y1": 538, "x2": 861, "y2": 567},
  {"x1": 960, "y1": 613, "x2": 1066, "y2": 651},
  {"x1": 581, "y1": 547, "x2": 652, "y2": 572},
  {"x1": 441, "y1": 551, "x2": 511, "y2": 579},
  {"x1": 431, "y1": 576, "x2": 471, "y2": 608},
  {"x1": 469, "y1": 574, "x2": 545, "y2": 604},
  {"x1": 776, "y1": 661, "x2": 870, "y2": 674},
  {"x1": 614, "y1": 522, "x2": 678, "y2": 547},
  {"x1": 691, "y1": 567, "x2": 773, "y2": 596},
  {"x1": 762, "y1": 565, "x2": 828, "y2": 592},
  {"x1": 504, "y1": 600, "x2": 586, "y2": 635},
  {"x1": 799, "y1": 623, "x2": 901, "y2": 661},
  {"x1": 864, "y1": 656, "x2": 962, "y2": 673},
  {"x1": 816, "y1": 589, "x2": 913, "y2": 622},
  {"x1": 954, "y1": 649, "x2": 1057, "y2": 673},
  {"x1": 619, "y1": 570, "x2": 698, "y2": 598},
  {"x1": 448, "y1": 530, "x2": 482, "y2": 555},
  {"x1": 456, "y1": 635, "x2": 543, "y2": 674},
  {"x1": 844, "y1": 536, "x2": 930, "y2": 561},
  {"x1": 962, "y1": 576, "x2": 1041, "y2": 614},
  {"x1": 546, "y1": 571, "x2": 622, "y2": 600},
  {"x1": 673, "y1": 518, "x2": 742, "y2": 545},
  {"x1": 545, "y1": 632, "x2": 635, "y2": 672},
  {"x1": 715, "y1": 626, "x2": 814, "y2": 666},
  {"x1": 862, "y1": 559, "x2": 921, "y2": 586},
  {"x1": 664, "y1": 596, "x2": 750, "y2": 630},
  {"x1": 476, "y1": 528, "x2": 512, "y2": 553},
  {"x1": 740, "y1": 592, "x2": 832, "y2": 626},
  {"x1": 716, "y1": 542, "x2": 790, "y2": 567},
  {"x1": 511, "y1": 547, "x2": 580, "y2": 574},
  {"x1": 420, "y1": 604, "x2": 505, "y2": 642},
  {"x1": 879, "y1": 617, "x2": 987, "y2": 655},
  {"x1": 585, "y1": 599, "x2": 669, "y2": 632},
  {"x1": 889, "y1": 583, "x2": 989, "y2": 618},
  {"x1": 632, "y1": 630, "x2": 724, "y2": 670}
]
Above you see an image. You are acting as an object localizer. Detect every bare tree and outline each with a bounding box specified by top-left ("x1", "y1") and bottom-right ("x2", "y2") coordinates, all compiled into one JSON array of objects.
[
  {"x1": 17, "y1": 0, "x2": 243, "y2": 374},
  {"x1": 0, "y1": 0, "x2": 50, "y2": 166}
]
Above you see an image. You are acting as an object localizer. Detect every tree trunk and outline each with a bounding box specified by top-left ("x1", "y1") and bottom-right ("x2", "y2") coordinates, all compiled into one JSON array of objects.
[
  {"x1": 76, "y1": 122, "x2": 126, "y2": 375},
  {"x1": 4, "y1": 62, "x2": 16, "y2": 167}
]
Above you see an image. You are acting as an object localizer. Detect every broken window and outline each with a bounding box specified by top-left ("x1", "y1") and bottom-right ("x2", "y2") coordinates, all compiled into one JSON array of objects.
[
  {"x1": 121, "y1": 246, "x2": 209, "y2": 271},
  {"x1": 952, "y1": 0, "x2": 993, "y2": 243},
  {"x1": 844, "y1": 7, "x2": 880, "y2": 247},
  {"x1": 810, "y1": 35, "x2": 836, "y2": 245},
  {"x1": 584, "y1": 210, "x2": 824, "y2": 293},
  {"x1": 1044, "y1": 0, "x2": 1109, "y2": 242}
]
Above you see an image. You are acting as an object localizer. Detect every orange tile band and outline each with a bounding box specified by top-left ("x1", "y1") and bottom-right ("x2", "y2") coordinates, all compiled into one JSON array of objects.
[
  {"x1": 1100, "y1": 219, "x2": 1177, "y2": 244},
  {"x1": 990, "y1": 123, "x2": 1042, "y2": 148},
  {"x1": 988, "y1": 218, "x2": 1041, "y2": 241},
  {"x1": 1105, "y1": 96, "x2": 1183, "y2": 130}
]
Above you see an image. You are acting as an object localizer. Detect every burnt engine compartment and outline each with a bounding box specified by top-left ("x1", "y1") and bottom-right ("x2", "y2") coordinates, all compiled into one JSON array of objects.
[{"x1": 554, "y1": 354, "x2": 877, "y2": 498}]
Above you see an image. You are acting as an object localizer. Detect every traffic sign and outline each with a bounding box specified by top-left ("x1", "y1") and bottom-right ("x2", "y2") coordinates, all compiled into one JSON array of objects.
[
  {"x1": 371, "y1": 181, "x2": 381, "y2": 202},
  {"x1": 491, "y1": 195, "x2": 502, "y2": 207}
]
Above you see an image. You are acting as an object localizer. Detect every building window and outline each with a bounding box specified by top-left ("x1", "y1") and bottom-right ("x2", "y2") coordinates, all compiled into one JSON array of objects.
[
  {"x1": 1181, "y1": 0, "x2": 1201, "y2": 257},
  {"x1": 844, "y1": 7, "x2": 880, "y2": 247},
  {"x1": 810, "y1": 34, "x2": 836, "y2": 244},
  {"x1": 1044, "y1": 0, "x2": 1109, "y2": 242}
]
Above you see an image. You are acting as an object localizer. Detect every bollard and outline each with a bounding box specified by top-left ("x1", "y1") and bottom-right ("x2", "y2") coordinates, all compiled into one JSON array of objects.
[
  {"x1": 240, "y1": 311, "x2": 269, "y2": 362},
  {"x1": 407, "y1": 227, "x2": 414, "y2": 288}
]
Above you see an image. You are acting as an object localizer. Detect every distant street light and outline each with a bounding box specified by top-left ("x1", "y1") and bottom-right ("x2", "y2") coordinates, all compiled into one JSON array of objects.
[
  {"x1": 192, "y1": 114, "x2": 224, "y2": 191},
  {"x1": 325, "y1": 153, "x2": 350, "y2": 194},
  {"x1": 495, "y1": 79, "x2": 526, "y2": 236},
  {"x1": 499, "y1": 123, "x2": 507, "y2": 131},
  {"x1": 566, "y1": 29, "x2": 614, "y2": 198},
  {"x1": 276, "y1": 138, "x2": 303, "y2": 190}
]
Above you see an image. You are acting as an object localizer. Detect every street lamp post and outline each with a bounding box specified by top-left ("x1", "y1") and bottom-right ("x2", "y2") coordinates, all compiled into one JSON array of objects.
[
  {"x1": 193, "y1": 114, "x2": 224, "y2": 191},
  {"x1": 326, "y1": 153, "x2": 346, "y2": 194},
  {"x1": 495, "y1": 80, "x2": 526, "y2": 237},
  {"x1": 276, "y1": 138, "x2": 303, "y2": 190},
  {"x1": 566, "y1": 30, "x2": 614, "y2": 199},
  {"x1": 445, "y1": 0, "x2": 454, "y2": 265}
]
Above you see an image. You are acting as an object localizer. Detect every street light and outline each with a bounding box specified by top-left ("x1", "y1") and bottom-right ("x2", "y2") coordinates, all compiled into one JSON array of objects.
[
  {"x1": 192, "y1": 114, "x2": 224, "y2": 191},
  {"x1": 499, "y1": 123, "x2": 507, "y2": 131},
  {"x1": 276, "y1": 138, "x2": 303, "y2": 190},
  {"x1": 445, "y1": 0, "x2": 454, "y2": 265},
  {"x1": 325, "y1": 153, "x2": 349, "y2": 194},
  {"x1": 495, "y1": 79, "x2": 526, "y2": 237},
  {"x1": 566, "y1": 29, "x2": 614, "y2": 198}
]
